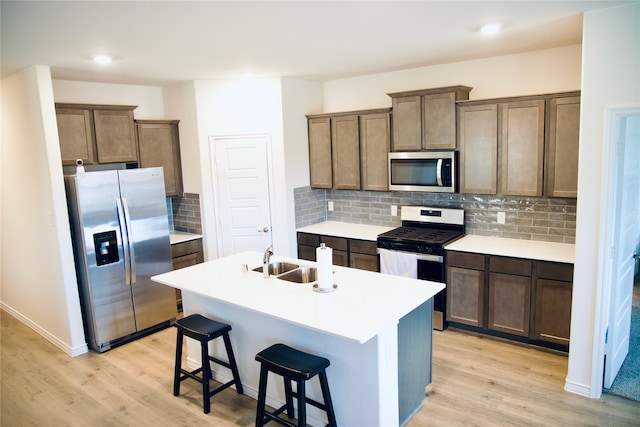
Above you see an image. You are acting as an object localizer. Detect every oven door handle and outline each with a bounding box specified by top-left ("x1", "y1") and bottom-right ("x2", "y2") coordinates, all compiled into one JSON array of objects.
[{"x1": 378, "y1": 248, "x2": 443, "y2": 263}]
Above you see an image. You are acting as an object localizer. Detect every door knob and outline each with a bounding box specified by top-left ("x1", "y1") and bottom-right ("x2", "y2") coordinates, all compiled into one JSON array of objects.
[{"x1": 258, "y1": 227, "x2": 270, "y2": 233}]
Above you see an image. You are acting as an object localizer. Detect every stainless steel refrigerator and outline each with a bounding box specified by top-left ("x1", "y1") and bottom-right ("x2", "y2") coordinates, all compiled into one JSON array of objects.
[{"x1": 65, "y1": 167, "x2": 178, "y2": 352}]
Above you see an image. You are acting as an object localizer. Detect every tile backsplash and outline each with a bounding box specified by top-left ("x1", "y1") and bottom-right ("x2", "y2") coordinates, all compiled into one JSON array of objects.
[
  {"x1": 294, "y1": 187, "x2": 576, "y2": 244},
  {"x1": 169, "y1": 193, "x2": 202, "y2": 234}
]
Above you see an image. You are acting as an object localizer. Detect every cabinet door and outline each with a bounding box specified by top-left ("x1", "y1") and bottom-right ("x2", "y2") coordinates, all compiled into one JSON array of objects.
[
  {"x1": 534, "y1": 278, "x2": 572, "y2": 345},
  {"x1": 500, "y1": 100, "x2": 545, "y2": 196},
  {"x1": 391, "y1": 95, "x2": 422, "y2": 151},
  {"x1": 350, "y1": 253, "x2": 379, "y2": 272},
  {"x1": 446, "y1": 266, "x2": 485, "y2": 327},
  {"x1": 488, "y1": 272, "x2": 531, "y2": 337},
  {"x1": 93, "y1": 109, "x2": 138, "y2": 163},
  {"x1": 56, "y1": 108, "x2": 96, "y2": 166},
  {"x1": 546, "y1": 96, "x2": 580, "y2": 198},
  {"x1": 360, "y1": 112, "x2": 390, "y2": 191},
  {"x1": 458, "y1": 104, "x2": 498, "y2": 194},
  {"x1": 137, "y1": 121, "x2": 183, "y2": 197},
  {"x1": 331, "y1": 115, "x2": 360, "y2": 190},
  {"x1": 308, "y1": 117, "x2": 332, "y2": 189},
  {"x1": 423, "y1": 92, "x2": 456, "y2": 149}
]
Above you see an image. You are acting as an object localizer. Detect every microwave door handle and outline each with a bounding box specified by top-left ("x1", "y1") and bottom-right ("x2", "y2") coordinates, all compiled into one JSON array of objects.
[{"x1": 436, "y1": 159, "x2": 443, "y2": 186}]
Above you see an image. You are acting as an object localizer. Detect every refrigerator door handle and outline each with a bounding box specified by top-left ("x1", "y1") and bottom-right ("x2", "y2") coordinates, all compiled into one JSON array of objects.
[
  {"x1": 121, "y1": 197, "x2": 137, "y2": 284},
  {"x1": 116, "y1": 198, "x2": 132, "y2": 286}
]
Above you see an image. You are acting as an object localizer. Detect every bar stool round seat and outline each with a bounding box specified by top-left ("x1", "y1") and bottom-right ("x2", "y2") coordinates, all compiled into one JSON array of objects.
[
  {"x1": 255, "y1": 343, "x2": 337, "y2": 427},
  {"x1": 173, "y1": 313, "x2": 243, "y2": 414}
]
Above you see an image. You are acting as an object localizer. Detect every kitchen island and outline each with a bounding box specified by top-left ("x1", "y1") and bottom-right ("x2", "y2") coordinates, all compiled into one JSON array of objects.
[{"x1": 152, "y1": 251, "x2": 444, "y2": 427}]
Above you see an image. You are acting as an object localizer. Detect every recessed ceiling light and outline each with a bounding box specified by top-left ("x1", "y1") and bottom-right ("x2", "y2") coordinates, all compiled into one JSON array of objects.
[
  {"x1": 92, "y1": 54, "x2": 113, "y2": 65},
  {"x1": 480, "y1": 23, "x2": 503, "y2": 35}
]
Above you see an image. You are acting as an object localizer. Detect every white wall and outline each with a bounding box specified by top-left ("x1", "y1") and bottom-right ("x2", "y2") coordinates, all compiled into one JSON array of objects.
[
  {"x1": 322, "y1": 45, "x2": 582, "y2": 112},
  {"x1": 281, "y1": 78, "x2": 323, "y2": 251},
  {"x1": 566, "y1": 2, "x2": 640, "y2": 398},
  {"x1": 53, "y1": 80, "x2": 165, "y2": 119},
  {"x1": 1, "y1": 66, "x2": 86, "y2": 355},
  {"x1": 191, "y1": 78, "x2": 289, "y2": 259},
  {"x1": 162, "y1": 82, "x2": 201, "y2": 194}
]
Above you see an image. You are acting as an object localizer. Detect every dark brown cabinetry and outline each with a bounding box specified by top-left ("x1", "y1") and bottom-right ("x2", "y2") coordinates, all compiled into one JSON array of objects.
[
  {"x1": 488, "y1": 256, "x2": 532, "y2": 337},
  {"x1": 457, "y1": 92, "x2": 580, "y2": 198},
  {"x1": 307, "y1": 109, "x2": 390, "y2": 191},
  {"x1": 297, "y1": 232, "x2": 379, "y2": 272},
  {"x1": 446, "y1": 250, "x2": 573, "y2": 350},
  {"x1": 171, "y1": 238, "x2": 204, "y2": 311},
  {"x1": 56, "y1": 104, "x2": 138, "y2": 166},
  {"x1": 136, "y1": 120, "x2": 183, "y2": 197},
  {"x1": 534, "y1": 261, "x2": 573, "y2": 346},
  {"x1": 388, "y1": 86, "x2": 472, "y2": 151},
  {"x1": 446, "y1": 252, "x2": 485, "y2": 327}
]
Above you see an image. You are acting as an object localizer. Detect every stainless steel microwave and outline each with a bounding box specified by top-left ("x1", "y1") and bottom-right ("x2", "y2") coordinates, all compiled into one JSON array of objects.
[{"x1": 388, "y1": 151, "x2": 458, "y2": 193}]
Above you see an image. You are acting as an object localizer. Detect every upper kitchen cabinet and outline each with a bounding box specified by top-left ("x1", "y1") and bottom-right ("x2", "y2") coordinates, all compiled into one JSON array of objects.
[
  {"x1": 545, "y1": 95, "x2": 581, "y2": 198},
  {"x1": 388, "y1": 86, "x2": 472, "y2": 151},
  {"x1": 56, "y1": 107, "x2": 96, "y2": 166},
  {"x1": 307, "y1": 117, "x2": 333, "y2": 189},
  {"x1": 500, "y1": 99, "x2": 545, "y2": 197},
  {"x1": 458, "y1": 103, "x2": 498, "y2": 194},
  {"x1": 457, "y1": 91, "x2": 580, "y2": 198},
  {"x1": 331, "y1": 114, "x2": 361, "y2": 190},
  {"x1": 56, "y1": 104, "x2": 138, "y2": 165},
  {"x1": 307, "y1": 108, "x2": 391, "y2": 191},
  {"x1": 136, "y1": 120, "x2": 183, "y2": 197},
  {"x1": 359, "y1": 111, "x2": 391, "y2": 191}
]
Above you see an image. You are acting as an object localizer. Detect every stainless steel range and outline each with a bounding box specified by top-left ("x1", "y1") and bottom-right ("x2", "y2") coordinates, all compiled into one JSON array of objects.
[{"x1": 377, "y1": 206, "x2": 465, "y2": 330}]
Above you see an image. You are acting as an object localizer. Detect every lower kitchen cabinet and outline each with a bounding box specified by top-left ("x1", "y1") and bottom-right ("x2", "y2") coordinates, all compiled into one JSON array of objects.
[
  {"x1": 297, "y1": 232, "x2": 379, "y2": 272},
  {"x1": 488, "y1": 257, "x2": 532, "y2": 337},
  {"x1": 533, "y1": 261, "x2": 573, "y2": 346},
  {"x1": 171, "y1": 238, "x2": 204, "y2": 311},
  {"x1": 446, "y1": 252, "x2": 485, "y2": 327},
  {"x1": 446, "y1": 250, "x2": 573, "y2": 351}
]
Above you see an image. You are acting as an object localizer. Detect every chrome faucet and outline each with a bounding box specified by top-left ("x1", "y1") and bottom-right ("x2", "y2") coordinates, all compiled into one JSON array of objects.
[{"x1": 263, "y1": 245, "x2": 273, "y2": 278}]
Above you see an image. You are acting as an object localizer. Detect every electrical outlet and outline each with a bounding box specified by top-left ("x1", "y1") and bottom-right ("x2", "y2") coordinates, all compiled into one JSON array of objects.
[
  {"x1": 328, "y1": 201, "x2": 334, "y2": 212},
  {"x1": 497, "y1": 211, "x2": 506, "y2": 224},
  {"x1": 391, "y1": 205, "x2": 398, "y2": 216}
]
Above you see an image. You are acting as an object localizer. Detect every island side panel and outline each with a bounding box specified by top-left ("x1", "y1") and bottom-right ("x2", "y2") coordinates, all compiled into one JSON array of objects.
[
  {"x1": 182, "y1": 291, "x2": 399, "y2": 427},
  {"x1": 398, "y1": 299, "x2": 433, "y2": 425}
]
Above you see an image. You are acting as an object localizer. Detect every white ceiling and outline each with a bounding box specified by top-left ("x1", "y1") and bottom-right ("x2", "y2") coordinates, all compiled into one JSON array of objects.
[{"x1": 1, "y1": 1, "x2": 633, "y2": 86}]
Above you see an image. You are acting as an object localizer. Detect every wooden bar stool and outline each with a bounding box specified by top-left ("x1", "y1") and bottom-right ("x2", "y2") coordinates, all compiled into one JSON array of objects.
[
  {"x1": 173, "y1": 314, "x2": 243, "y2": 414},
  {"x1": 255, "y1": 343, "x2": 337, "y2": 427}
]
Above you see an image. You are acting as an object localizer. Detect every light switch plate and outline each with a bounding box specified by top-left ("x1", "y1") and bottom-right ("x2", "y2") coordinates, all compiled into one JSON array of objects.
[
  {"x1": 328, "y1": 201, "x2": 334, "y2": 212},
  {"x1": 391, "y1": 205, "x2": 398, "y2": 216},
  {"x1": 497, "y1": 211, "x2": 506, "y2": 224}
]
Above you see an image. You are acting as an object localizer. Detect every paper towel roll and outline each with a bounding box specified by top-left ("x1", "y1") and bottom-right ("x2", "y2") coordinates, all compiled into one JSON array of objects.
[{"x1": 316, "y1": 243, "x2": 333, "y2": 289}]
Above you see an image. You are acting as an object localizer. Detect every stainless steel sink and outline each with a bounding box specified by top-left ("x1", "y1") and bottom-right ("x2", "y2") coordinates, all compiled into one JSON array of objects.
[
  {"x1": 252, "y1": 262, "x2": 299, "y2": 276},
  {"x1": 276, "y1": 267, "x2": 318, "y2": 284}
]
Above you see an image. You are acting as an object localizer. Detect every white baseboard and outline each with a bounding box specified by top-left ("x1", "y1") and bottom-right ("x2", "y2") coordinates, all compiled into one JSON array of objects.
[{"x1": 0, "y1": 302, "x2": 88, "y2": 357}]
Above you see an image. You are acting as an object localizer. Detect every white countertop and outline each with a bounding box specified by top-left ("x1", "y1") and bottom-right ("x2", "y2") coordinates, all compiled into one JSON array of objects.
[
  {"x1": 151, "y1": 251, "x2": 444, "y2": 343},
  {"x1": 445, "y1": 235, "x2": 575, "y2": 264},
  {"x1": 297, "y1": 221, "x2": 395, "y2": 241},
  {"x1": 170, "y1": 231, "x2": 202, "y2": 245}
]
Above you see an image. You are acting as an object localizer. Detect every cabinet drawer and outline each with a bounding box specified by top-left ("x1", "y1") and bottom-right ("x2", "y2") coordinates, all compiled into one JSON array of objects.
[
  {"x1": 446, "y1": 251, "x2": 485, "y2": 270},
  {"x1": 321, "y1": 235, "x2": 348, "y2": 252},
  {"x1": 489, "y1": 256, "x2": 531, "y2": 276},
  {"x1": 297, "y1": 232, "x2": 320, "y2": 247},
  {"x1": 171, "y1": 239, "x2": 202, "y2": 258},
  {"x1": 350, "y1": 239, "x2": 377, "y2": 255},
  {"x1": 536, "y1": 261, "x2": 573, "y2": 282}
]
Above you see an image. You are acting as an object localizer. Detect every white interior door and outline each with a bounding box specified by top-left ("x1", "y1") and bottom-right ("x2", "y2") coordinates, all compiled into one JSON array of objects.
[
  {"x1": 212, "y1": 135, "x2": 272, "y2": 257},
  {"x1": 604, "y1": 112, "x2": 640, "y2": 388}
]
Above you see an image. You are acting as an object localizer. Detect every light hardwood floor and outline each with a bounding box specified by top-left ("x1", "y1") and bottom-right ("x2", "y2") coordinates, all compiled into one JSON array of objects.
[{"x1": 1, "y1": 309, "x2": 638, "y2": 426}]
